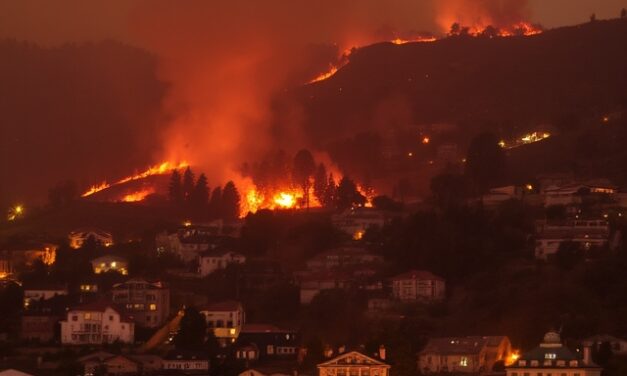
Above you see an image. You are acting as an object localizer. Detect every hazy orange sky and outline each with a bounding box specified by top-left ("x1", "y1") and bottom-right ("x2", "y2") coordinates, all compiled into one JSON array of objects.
[{"x1": 0, "y1": 0, "x2": 626, "y2": 46}]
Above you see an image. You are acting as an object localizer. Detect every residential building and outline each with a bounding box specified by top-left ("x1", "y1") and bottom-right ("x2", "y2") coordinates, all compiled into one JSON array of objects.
[
  {"x1": 22, "y1": 283, "x2": 68, "y2": 308},
  {"x1": 331, "y1": 209, "x2": 389, "y2": 240},
  {"x1": 162, "y1": 350, "x2": 209, "y2": 374},
  {"x1": 584, "y1": 334, "x2": 627, "y2": 356},
  {"x1": 156, "y1": 225, "x2": 236, "y2": 263},
  {"x1": 69, "y1": 228, "x2": 113, "y2": 249},
  {"x1": 390, "y1": 270, "x2": 446, "y2": 302},
  {"x1": 60, "y1": 302, "x2": 134, "y2": 345},
  {"x1": 200, "y1": 301, "x2": 245, "y2": 345},
  {"x1": 306, "y1": 246, "x2": 383, "y2": 271},
  {"x1": 318, "y1": 350, "x2": 390, "y2": 376},
  {"x1": 542, "y1": 179, "x2": 617, "y2": 207},
  {"x1": 198, "y1": 249, "x2": 246, "y2": 277},
  {"x1": 238, "y1": 364, "x2": 303, "y2": 376},
  {"x1": 235, "y1": 324, "x2": 299, "y2": 362},
  {"x1": 418, "y1": 336, "x2": 512, "y2": 374},
  {"x1": 0, "y1": 256, "x2": 12, "y2": 279},
  {"x1": 91, "y1": 255, "x2": 129, "y2": 275},
  {"x1": 0, "y1": 243, "x2": 57, "y2": 273},
  {"x1": 296, "y1": 271, "x2": 353, "y2": 304},
  {"x1": 111, "y1": 278, "x2": 170, "y2": 328},
  {"x1": 21, "y1": 314, "x2": 60, "y2": 343},
  {"x1": 535, "y1": 219, "x2": 610, "y2": 260},
  {"x1": 507, "y1": 331, "x2": 601, "y2": 376},
  {"x1": 79, "y1": 352, "x2": 139, "y2": 376}
]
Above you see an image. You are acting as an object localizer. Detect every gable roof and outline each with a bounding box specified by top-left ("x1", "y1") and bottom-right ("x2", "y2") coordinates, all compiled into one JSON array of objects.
[
  {"x1": 0, "y1": 370, "x2": 34, "y2": 376},
  {"x1": 317, "y1": 351, "x2": 389, "y2": 368},
  {"x1": 200, "y1": 300, "x2": 242, "y2": 312},
  {"x1": 419, "y1": 336, "x2": 506, "y2": 356}
]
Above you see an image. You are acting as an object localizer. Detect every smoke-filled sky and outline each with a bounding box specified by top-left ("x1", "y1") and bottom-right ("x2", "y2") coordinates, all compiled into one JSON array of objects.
[{"x1": 1, "y1": 0, "x2": 627, "y2": 205}]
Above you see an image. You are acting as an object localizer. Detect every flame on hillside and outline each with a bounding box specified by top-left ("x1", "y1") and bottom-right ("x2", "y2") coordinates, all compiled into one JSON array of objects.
[
  {"x1": 81, "y1": 161, "x2": 189, "y2": 198},
  {"x1": 308, "y1": 22, "x2": 542, "y2": 84},
  {"x1": 121, "y1": 188, "x2": 156, "y2": 202}
]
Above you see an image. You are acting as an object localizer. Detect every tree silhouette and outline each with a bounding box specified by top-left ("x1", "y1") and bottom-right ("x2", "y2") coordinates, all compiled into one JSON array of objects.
[
  {"x1": 313, "y1": 163, "x2": 328, "y2": 205},
  {"x1": 336, "y1": 176, "x2": 366, "y2": 210},
  {"x1": 590, "y1": 13, "x2": 597, "y2": 22},
  {"x1": 293, "y1": 149, "x2": 316, "y2": 209},
  {"x1": 168, "y1": 169, "x2": 183, "y2": 204},
  {"x1": 622, "y1": 8, "x2": 627, "y2": 19},
  {"x1": 175, "y1": 306, "x2": 207, "y2": 350},
  {"x1": 209, "y1": 186, "x2": 222, "y2": 219},
  {"x1": 465, "y1": 132, "x2": 506, "y2": 194},
  {"x1": 182, "y1": 167, "x2": 195, "y2": 202},
  {"x1": 221, "y1": 181, "x2": 241, "y2": 220},
  {"x1": 192, "y1": 173, "x2": 210, "y2": 208},
  {"x1": 430, "y1": 173, "x2": 469, "y2": 209},
  {"x1": 450, "y1": 23, "x2": 461, "y2": 36},
  {"x1": 323, "y1": 174, "x2": 337, "y2": 208}
]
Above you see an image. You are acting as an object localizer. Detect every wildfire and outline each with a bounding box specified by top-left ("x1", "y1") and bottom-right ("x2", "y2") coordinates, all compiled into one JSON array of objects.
[
  {"x1": 390, "y1": 36, "x2": 437, "y2": 45},
  {"x1": 121, "y1": 188, "x2": 155, "y2": 202},
  {"x1": 82, "y1": 161, "x2": 189, "y2": 198},
  {"x1": 506, "y1": 351, "x2": 521, "y2": 366},
  {"x1": 309, "y1": 65, "x2": 340, "y2": 84}
]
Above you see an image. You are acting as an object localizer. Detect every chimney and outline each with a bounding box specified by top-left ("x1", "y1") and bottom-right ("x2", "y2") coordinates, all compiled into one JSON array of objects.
[
  {"x1": 338, "y1": 345, "x2": 346, "y2": 354},
  {"x1": 378, "y1": 345, "x2": 386, "y2": 360},
  {"x1": 324, "y1": 346, "x2": 334, "y2": 358},
  {"x1": 583, "y1": 342, "x2": 592, "y2": 365}
]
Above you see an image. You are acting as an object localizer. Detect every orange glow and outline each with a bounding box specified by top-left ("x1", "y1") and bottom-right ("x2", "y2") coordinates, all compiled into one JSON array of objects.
[
  {"x1": 506, "y1": 351, "x2": 520, "y2": 366},
  {"x1": 390, "y1": 36, "x2": 437, "y2": 45},
  {"x1": 121, "y1": 188, "x2": 155, "y2": 202},
  {"x1": 422, "y1": 136, "x2": 430, "y2": 144},
  {"x1": 82, "y1": 161, "x2": 189, "y2": 198},
  {"x1": 309, "y1": 65, "x2": 340, "y2": 83}
]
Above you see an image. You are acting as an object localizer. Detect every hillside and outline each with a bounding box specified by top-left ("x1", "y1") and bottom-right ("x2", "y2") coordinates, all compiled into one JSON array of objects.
[{"x1": 277, "y1": 18, "x2": 627, "y2": 179}]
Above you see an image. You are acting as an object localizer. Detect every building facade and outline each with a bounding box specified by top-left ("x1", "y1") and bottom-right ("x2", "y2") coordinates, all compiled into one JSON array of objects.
[
  {"x1": 111, "y1": 278, "x2": 170, "y2": 328},
  {"x1": 60, "y1": 302, "x2": 134, "y2": 345},
  {"x1": 318, "y1": 351, "x2": 390, "y2": 376},
  {"x1": 198, "y1": 249, "x2": 246, "y2": 277},
  {"x1": 507, "y1": 331, "x2": 602, "y2": 376},
  {"x1": 200, "y1": 301, "x2": 245, "y2": 345},
  {"x1": 391, "y1": 270, "x2": 446, "y2": 302},
  {"x1": 418, "y1": 336, "x2": 512, "y2": 374}
]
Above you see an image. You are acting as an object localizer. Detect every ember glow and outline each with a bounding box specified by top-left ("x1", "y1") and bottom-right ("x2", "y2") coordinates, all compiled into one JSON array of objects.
[{"x1": 82, "y1": 161, "x2": 188, "y2": 198}]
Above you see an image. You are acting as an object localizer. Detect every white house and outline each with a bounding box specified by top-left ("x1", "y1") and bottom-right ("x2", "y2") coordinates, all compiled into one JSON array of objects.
[
  {"x1": 60, "y1": 302, "x2": 134, "y2": 345},
  {"x1": 391, "y1": 270, "x2": 446, "y2": 302},
  {"x1": 198, "y1": 249, "x2": 246, "y2": 277},
  {"x1": 69, "y1": 228, "x2": 113, "y2": 249},
  {"x1": 331, "y1": 209, "x2": 389, "y2": 239},
  {"x1": 200, "y1": 301, "x2": 245, "y2": 346},
  {"x1": 318, "y1": 350, "x2": 390, "y2": 376},
  {"x1": 91, "y1": 255, "x2": 129, "y2": 275}
]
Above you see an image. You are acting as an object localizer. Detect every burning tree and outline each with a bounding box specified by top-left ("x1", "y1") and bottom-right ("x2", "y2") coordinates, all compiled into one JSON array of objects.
[{"x1": 292, "y1": 149, "x2": 316, "y2": 209}]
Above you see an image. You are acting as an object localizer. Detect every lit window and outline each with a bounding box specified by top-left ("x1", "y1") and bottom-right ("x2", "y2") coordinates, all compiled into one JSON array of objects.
[
  {"x1": 111, "y1": 262, "x2": 117, "y2": 268},
  {"x1": 545, "y1": 353, "x2": 557, "y2": 359},
  {"x1": 84, "y1": 313, "x2": 91, "y2": 320},
  {"x1": 150, "y1": 304, "x2": 157, "y2": 311},
  {"x1": 460, "y1": 357, "x2": 468, "y2": 366}
]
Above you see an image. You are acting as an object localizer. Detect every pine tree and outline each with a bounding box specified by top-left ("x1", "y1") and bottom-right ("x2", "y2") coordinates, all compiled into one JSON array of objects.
[
  {"x1": 209, "y1": 186, "x2": 222, "y2": 219},
  {"x1": 313, "y1": 163, "x2": 328, "y2": 205},
  {"x1": 293, "y1": 149, "x2": 316, "y2": 209},
  {"x1": 168, "y1": 169, "x2": 183, "y2": 204},
  {"x1": 182, "y1": 167, "x2": 195, "y2": 202},
  {"x1": 192, "y1": 173, "x2": 210, "y2": 208},
  {"x1": 221, "y1": 181, "x2": 241, "y2": 221},
  {"x1": 323, "y1": 173, "x2": 337, "y2": 208},
  {"x1": 336, "y1": 176, "x2": 366, "y2": 210}
]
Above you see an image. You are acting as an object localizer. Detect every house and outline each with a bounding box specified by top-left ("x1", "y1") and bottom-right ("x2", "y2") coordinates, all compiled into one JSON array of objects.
[
  {"x1": 198, "y1": 248, "x2": 246, "y2": 277},
  {"x1": 91, "y1": 255, "x2": 129, "y2": 275},
  {"x1": 111, "y1": 278, "x2": 170, "y2": 328},
  {"x1": 542, "y1": 179, "x2": 617, "y2": 207},
  {"x1": 390, "y1": 270, "x2": 446, "y2": 302},
  {"x1": 78, "y1": 352, "x2": 140, "y2": 376},
  {"x1": 584, "y1": 334, "x2": 627, "y2": 356},
  {"x1": 331, "y1": 209, "x2": 390, "y2": 239},
  {"x1": 534, "y1": 219, "x2": 610, "y2": 260},
  {"x1": 162, "y1": 350, "x2": 210, "y2": 374},
  {"x1": 60, "y1": 301, "x2": 134, "y2": 345},
  {"x1": 200, "y1": 301, "x2": 245, "y2": 345},
  {"x1": 156, "y1": 225, "x2": 236, "y2": 263},
  {"x1": 69, "y1": 228, "x2": 114, "y2": 249},
  {"x1": 507, "y1": 331, "x2": 601, "y2": 376},
  {"x1": 21, "y1": 313, "x2": 60, "y2": 343},
  {"x1": 0, "y1": 243, "x2": 57, "y2": 273},
  {"x1": 318, "y1": 350, "x2": 390, "y2": 376},
  {"x1": 22, "y1": 283, "x2": 68, "y2": 308},
  {"x1": 295, "y1": 271, "x2": 353, "y2": 305},
  {"x1": 238, "y1": 363, "x2": 304, "y2": 376},
  {"x1": 306, "y1": 246, "x2": 383, "y2": 271},
  {"x1": 418, "y1": 336, "x2": 512, "y2": 374},
  {"x1": 480, "y1": 186, "x2": 524, "y2": 207},
  {"x1": 0, "y1": 255, "x2": 12, "y2": 279},
  {"x1": 128, "y1": 355, "x2": 163, "y2": 374},
  {"x1": 235, "y1": 324, "x2": 299, "y2": 362}
]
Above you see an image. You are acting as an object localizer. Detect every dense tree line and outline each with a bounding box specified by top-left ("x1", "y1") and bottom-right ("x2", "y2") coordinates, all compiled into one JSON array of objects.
[{"x1": 168, "y1": 167, "x2": 240, "y2": 221}]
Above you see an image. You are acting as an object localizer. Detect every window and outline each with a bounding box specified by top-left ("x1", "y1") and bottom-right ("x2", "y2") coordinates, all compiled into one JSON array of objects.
[
  {"x1": 72, "y1": 315, "x2": 78, "y2": 321},
  {"x1": 267, "y1": 345, "x2": 274, "y2": 354},
  {"x1": 84, "y1": 313, "x2": 91, "y2": 320},
  {"x1": 545, "y1": 353, "x2": 557, "y2": 359},
  {"x1": 460, "y1": 357, "x2": 468, "y2": 367},
  {"x1": 149, "y1": 304, "x2": 157, "y2": 311},
  {"x1": 109, "y1": 315, "x2": 114, "y2": 321}
]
